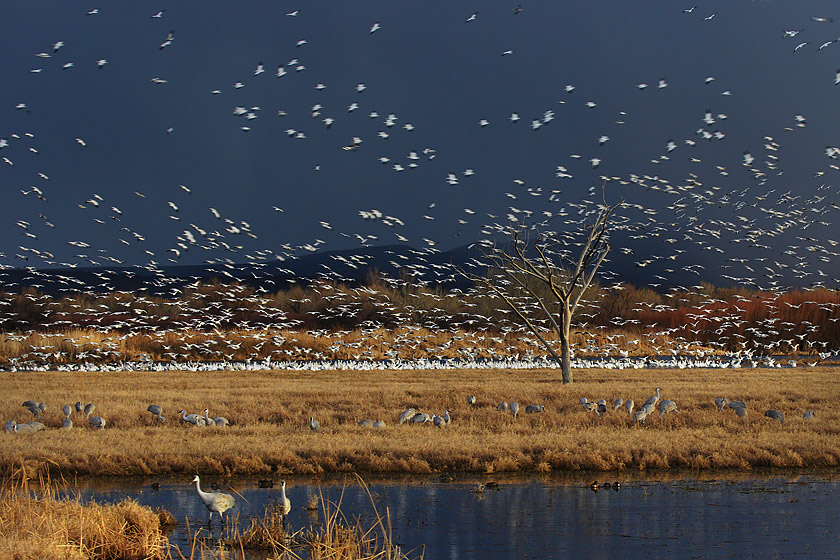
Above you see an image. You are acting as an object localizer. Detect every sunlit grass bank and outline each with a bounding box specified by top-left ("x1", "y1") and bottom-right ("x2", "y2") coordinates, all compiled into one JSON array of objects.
[
  {"x1": 0, "y1": 471, "x2": 172, "y2": 560},
  {"x1": 1, "y1": 367, "x2": 838, "y2": 478}
]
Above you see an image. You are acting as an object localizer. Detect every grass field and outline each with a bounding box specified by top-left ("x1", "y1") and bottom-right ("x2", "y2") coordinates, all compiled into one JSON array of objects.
[{"x1": 0, "y1": 367, "x2": 837, "y2": 478}]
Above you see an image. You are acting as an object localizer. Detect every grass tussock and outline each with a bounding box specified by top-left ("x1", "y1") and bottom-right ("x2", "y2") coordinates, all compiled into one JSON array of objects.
[
  {"x1": 0, "y1": 469, "x2": 170, "y2": 560},
  {"x1": 0, "y1": 367, "x2": 839, "y2": 478},
  {"x1": 226, "y1": 476, "x2": 419, "y2": 560}
]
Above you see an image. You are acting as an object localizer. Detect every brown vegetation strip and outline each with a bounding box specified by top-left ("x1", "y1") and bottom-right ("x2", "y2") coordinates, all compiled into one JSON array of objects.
[
  {"x1": 0, "y1": 473, "x2": 171, "y2": 560},
  {"x1": 0, "y1": 367, "x2": 838, "y2": 478}
]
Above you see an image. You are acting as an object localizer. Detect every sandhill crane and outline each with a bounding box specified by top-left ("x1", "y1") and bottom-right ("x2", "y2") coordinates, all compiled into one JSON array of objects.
[
  {"x1": 399, "y1": 408, "x2": 416, "y2": 424},
  {"x1": 597, "y1": 399, "x2": 607, "y2": 416},
  {"x1": 443, "y1": 409, "x2": 451, "y2": 425},
  {"x1": 309, "y1": 416, "x2": 321, "y2": 431},
  {"x1": 525, "y1": 404, "x2": 544, "y2": 413},
  {"x1": 764, "y1": 410, "x2": 785, "y2": 424},
  {"x1": 467, "y1": 395, "x2": 476, "y2": 405},
  {"x1": 358, "y1": 419, "x2": 374, "y2": 427},
  {"x1": 279, "y1": 479, "x2": 291, "y2": 515},
  {"x1": 734, "y1": 406, "x2": 748, "y2": 418},
  {"x1": 75, "y1": 401, "x2": 83, "y2": 413},
  {"x1": 179, "y1": 409, "x2": 203, "y2": 425},
  {"x1": 727, "y1": 400, "x2": 746, "y2": 410},
  {"x1": 62, "y1": 417, "x2": 73, "y2": 429},
  {"x1": 23, "y1": 401, "x2": 44, "y2": 417},
  {"x1": 372, "y1": 420, "x2": 386, "y2": 429},
  {"x1": 205, "y1": 409, "x2": 229, "y2": 427},
  {"x1": 803, "y1": 410, "x2": 815, "y2": 419},
  {"x1": 193, "y1": 475, "x2": 235, "y2": 526},
  {"x1": 714, "y1": 397, "x2": 728, "y2": 410},
  {"x1": 510, "y1": 401, "x2": 519, "y2": 419},
  {"x1": 8, "y1": 421, "x2": 42, "y2": 433},
  {"x1": 62, "y1": 404, "x2": 72, "y2": 418},
  {"x1": 410, "y1": 412, "x2": 430, "y2": 424},
  {"x1": 659, "y1": 400, "x2": 679, "y2": 417},
  {"x1": 625, "y1": 399, "x2": 635, "y2": 416},
  {"x1": 277, "y1": 479, "x2": 291, "y2": 528},
  {"x1": 583, "y1": 401, "x2": 598, "y2": 413},
  {"x1": 433, "y1": 414, "x2": 444, "y2": 427},
  {"x1": 632, "y1": 409, "x2": 649, "y2": 424},
  {"x1": 147, "y1": 404, "x2": 166, "y2": 422},
  {"x1": 613, "y1": 398, "x2": 624, "y2": 411},
  {"x1": 89, "y1": 416, "x2": 106, "y2": 429},
  {"x1": 643, "y1": 387, "x2": 660, "y2": 409},
  {"x1": 84, "y1": 403, "x2": 95, "y2": 418},
  {"x1": 497, "y1": 401, "x2": 509, "y2": 412}
]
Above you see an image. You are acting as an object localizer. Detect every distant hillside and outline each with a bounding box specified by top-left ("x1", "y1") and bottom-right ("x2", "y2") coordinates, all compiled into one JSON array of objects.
[{"x1": 0, "y1": 244, "x2": 486, "y2": 296}]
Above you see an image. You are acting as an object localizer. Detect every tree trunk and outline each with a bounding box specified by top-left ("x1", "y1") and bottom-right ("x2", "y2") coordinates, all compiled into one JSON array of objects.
[
  {"x1": 561, "y1": 335, "x2": 572, "y2": 383},
  {"x1": 560, "y1": 305, "x2": 573, "y2": 383}
]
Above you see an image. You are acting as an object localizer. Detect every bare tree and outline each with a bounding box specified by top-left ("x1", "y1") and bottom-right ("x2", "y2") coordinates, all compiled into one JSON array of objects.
[{"x1": 460, "y1": 200, "x2": 620, "y2": 383}]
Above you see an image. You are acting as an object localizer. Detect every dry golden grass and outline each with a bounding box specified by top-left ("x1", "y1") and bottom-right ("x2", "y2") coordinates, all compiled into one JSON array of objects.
[
  {"x1": 0, "y1": 367, "x2": 838, "y2": 478},
  {"x1": 0, "y1": 470, "x2": 171, "y2": 560}
]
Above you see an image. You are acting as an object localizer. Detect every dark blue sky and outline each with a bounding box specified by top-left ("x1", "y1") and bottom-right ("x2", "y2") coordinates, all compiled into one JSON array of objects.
[{"x1": 3, "y1": 1, "x2": 840, "y2": 288}]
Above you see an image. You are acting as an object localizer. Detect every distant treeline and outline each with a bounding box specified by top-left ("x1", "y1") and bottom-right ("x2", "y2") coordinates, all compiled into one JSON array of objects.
[{"x1": 2, "y1": 270, "x2": 839, "y2": 354}]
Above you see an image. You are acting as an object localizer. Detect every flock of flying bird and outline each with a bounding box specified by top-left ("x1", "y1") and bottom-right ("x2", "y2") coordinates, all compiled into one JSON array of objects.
[{"x1": 2, "y1": 4, "x2": 840, "y2": 372}]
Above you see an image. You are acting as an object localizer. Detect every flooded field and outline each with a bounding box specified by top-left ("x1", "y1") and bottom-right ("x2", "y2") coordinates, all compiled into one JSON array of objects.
[{"x1": 75, "y1": 472, "x2": 840, "y2": 559}]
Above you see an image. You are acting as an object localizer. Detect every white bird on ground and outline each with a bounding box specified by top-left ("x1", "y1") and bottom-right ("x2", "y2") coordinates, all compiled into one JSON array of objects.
[{"x1": 193, "y1": 475, "x2": 235, "y2": 525}]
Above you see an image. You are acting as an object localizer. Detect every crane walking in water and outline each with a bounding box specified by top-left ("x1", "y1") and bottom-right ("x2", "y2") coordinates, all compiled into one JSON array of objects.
[{"x1": 192, "y1": 475, "x2": 235, "y2": 528}]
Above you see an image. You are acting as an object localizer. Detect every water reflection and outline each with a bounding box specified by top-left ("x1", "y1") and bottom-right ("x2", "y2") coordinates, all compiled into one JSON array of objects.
[{"x1": 74, "y1": 472, "x2": 840, "y2": 559}]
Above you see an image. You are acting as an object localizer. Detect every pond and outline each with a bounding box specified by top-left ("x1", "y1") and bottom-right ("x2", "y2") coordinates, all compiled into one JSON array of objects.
[{"x1": 75, "y1": 472, "x2": 840, "y2": 559}]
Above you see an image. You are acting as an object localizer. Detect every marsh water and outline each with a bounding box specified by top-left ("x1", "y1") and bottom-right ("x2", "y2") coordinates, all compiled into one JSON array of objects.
[{"x1": 75, "y1": 472, "x2": 839, "y2": 559}]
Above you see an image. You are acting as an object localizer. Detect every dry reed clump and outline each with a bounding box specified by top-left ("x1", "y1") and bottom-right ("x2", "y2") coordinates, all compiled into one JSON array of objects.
[
  {"x1": 0, "y1": 367, "x2": 839, "y2": 477},
  {"x1": 0, "y1": 470, "x2": 170, "y2": 560},
  {"x1": 226, "y1": 477, "x2": 421, "y2": 560}
]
